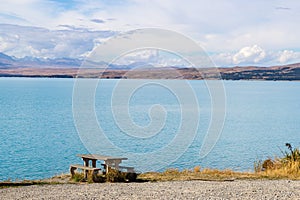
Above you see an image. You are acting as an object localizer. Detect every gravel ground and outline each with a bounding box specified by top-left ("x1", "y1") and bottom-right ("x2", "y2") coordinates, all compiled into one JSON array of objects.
[{"x1": 1, "y1": 180, "x2": 300, "y2": 200}]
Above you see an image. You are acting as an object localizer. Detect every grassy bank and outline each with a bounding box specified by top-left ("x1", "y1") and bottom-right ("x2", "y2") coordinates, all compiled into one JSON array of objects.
[
  {"x1": 135, "y1": 143, "x2": 300, "y2": 182},
  {"x1": 1, "y1": 144, "x2": 299, "y2": 187}
]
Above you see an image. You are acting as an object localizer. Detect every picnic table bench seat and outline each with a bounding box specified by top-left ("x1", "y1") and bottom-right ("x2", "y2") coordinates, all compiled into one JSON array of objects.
[
  {"x1": 101, "y1": 164, "x2": 135, "y2": 173},
  {"x1": 118, "y1": 166, "x2": 135, "y2": 173},
  {"x1": 70, "y1": 164, "x2": 101, "y2": 177}
]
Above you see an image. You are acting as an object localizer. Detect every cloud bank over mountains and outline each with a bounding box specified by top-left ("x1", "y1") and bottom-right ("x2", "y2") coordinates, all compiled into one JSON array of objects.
[
  {"x1": 0, "y1": 0, "x2": 300, "y2": 67},
  {"x1": 0, "y1": 24, "x2": 115, "y2": 59},
  {"x1": 0, "y1": 23, "x2": 299, "y2": 67}
]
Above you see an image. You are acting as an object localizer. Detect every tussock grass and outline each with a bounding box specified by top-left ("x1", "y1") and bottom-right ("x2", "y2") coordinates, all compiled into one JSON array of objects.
[
  {"x1": 254, "y1": 143, "x2": 300, "y2": 179},
  {"x1": 259, "y1": 161, "x2": 300, "y2": 179}
]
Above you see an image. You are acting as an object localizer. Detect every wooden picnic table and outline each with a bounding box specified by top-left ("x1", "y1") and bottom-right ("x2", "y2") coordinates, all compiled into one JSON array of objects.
[
  {"x1": 70, "y1": 154, "x2": 135, "y2": 181},
  {"x1": 77, "y1": 154, "x2": 128, "y2": 174}
]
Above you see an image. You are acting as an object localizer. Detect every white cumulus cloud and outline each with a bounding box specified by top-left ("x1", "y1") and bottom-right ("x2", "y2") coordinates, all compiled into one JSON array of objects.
[
  {"x1": 212, "y1": 45, "x2": 300, "y2": 67},
  {"x1": 114, "y1": 49, "x2": 190, "y2": 67},
  {"x1": 232, "y1": 45, "x2": 266, "y2": 64},
  {"x1": 276, "y1": 50, "x2": 300, "y2": 64}
]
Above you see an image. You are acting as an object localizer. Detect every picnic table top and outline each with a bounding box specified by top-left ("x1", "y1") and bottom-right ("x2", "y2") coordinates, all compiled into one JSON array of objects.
[{"x1": 77, "y1": 154, "x2": 128, "y2": 161}]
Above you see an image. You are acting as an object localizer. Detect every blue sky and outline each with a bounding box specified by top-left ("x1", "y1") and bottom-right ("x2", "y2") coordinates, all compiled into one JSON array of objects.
[{"x1": 0, "y1": 0, "x2": 299, "y2": 66}]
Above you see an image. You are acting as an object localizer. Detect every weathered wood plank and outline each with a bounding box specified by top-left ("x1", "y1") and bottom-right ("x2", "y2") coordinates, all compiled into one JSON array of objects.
[
  {"x1": 70, "y1": 164, "x2": 100, "y2": 171},
  {"x1": 119, "y1": 166, "x2": 135, "y2": 173},
  {"x1": 70, "y1": 164, "x2": 101, "y2": 179},
  {"x1": 77, "y1": 154, "x2": 128, "y2": 161}
]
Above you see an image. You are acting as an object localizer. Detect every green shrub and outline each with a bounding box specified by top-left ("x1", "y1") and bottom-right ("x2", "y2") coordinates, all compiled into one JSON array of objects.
[
  {"x1": 106, "y1": 169, "x2": 126, "y2": 182},
  {"x1": 92, "y1": 174, "x2": 106, "y2": 183},
  {"x1": 125, "y1": 172, "x2": 137, "y2": 182},
  {"x1": 283, "y1": 143, "x2": 300, "y2": 162},
  {"x1": 72, "y1": 173, "x2": 84, "y2": 182}
]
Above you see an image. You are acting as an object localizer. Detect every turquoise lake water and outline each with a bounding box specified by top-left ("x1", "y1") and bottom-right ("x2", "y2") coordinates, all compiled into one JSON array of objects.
[{"x1": 0, "y1": 78, "x2": 300, "y2": 181}]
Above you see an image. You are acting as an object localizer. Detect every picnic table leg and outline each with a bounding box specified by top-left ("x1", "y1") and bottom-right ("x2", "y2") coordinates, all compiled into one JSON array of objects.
[
  {"x1": 114, "y1": 160, "x2": 121, "y2": 171},
  {"x1": 105, "y1": 161, "x2": 109, "y2": 174},
  {"x1": 70, "y1": 166, "x2": 76, "y2": 178},
  {"x1": 105, "y1": 160, "x2": 113, "y2": 174},
  {"x1": 83, "y1": 158, "x2": 89, "y2": 179},
  {"x1": 92, "y1": 159, "x2": 96, "y2": 168}
]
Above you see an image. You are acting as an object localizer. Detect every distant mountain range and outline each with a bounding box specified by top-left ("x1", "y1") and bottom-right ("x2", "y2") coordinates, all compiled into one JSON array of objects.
[
  {"x1": 0, "y1": 52, "x2": 147, "y2": 69},
  {"x1": 0, "y1": 52, "x2": 82, "y2": 68},
  {"x1": 1, "y1": 52, "x2": 300, "y2": 80}
]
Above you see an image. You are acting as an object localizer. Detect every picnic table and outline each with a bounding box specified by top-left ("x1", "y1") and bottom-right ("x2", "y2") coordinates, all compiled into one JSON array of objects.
[{"x1": 70, "y1": 154, "x2": 134, "y2": 179}]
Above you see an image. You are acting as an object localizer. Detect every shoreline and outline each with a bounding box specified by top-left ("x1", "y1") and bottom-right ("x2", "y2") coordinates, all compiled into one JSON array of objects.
[{"x1": 1, "y1": 166, "x2": 300, "y2": 187}]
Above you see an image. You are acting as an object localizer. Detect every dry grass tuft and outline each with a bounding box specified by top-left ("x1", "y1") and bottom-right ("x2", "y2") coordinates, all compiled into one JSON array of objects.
[
  {"x1": 194, "y1": 166, "x2": 201, "y2": 173},
  {"x1": 255, "y1": 160, "x2": 300, "y2": 179},
  {"x1": 254, "y1": 143, "x2": 300, "y2": 180}
]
